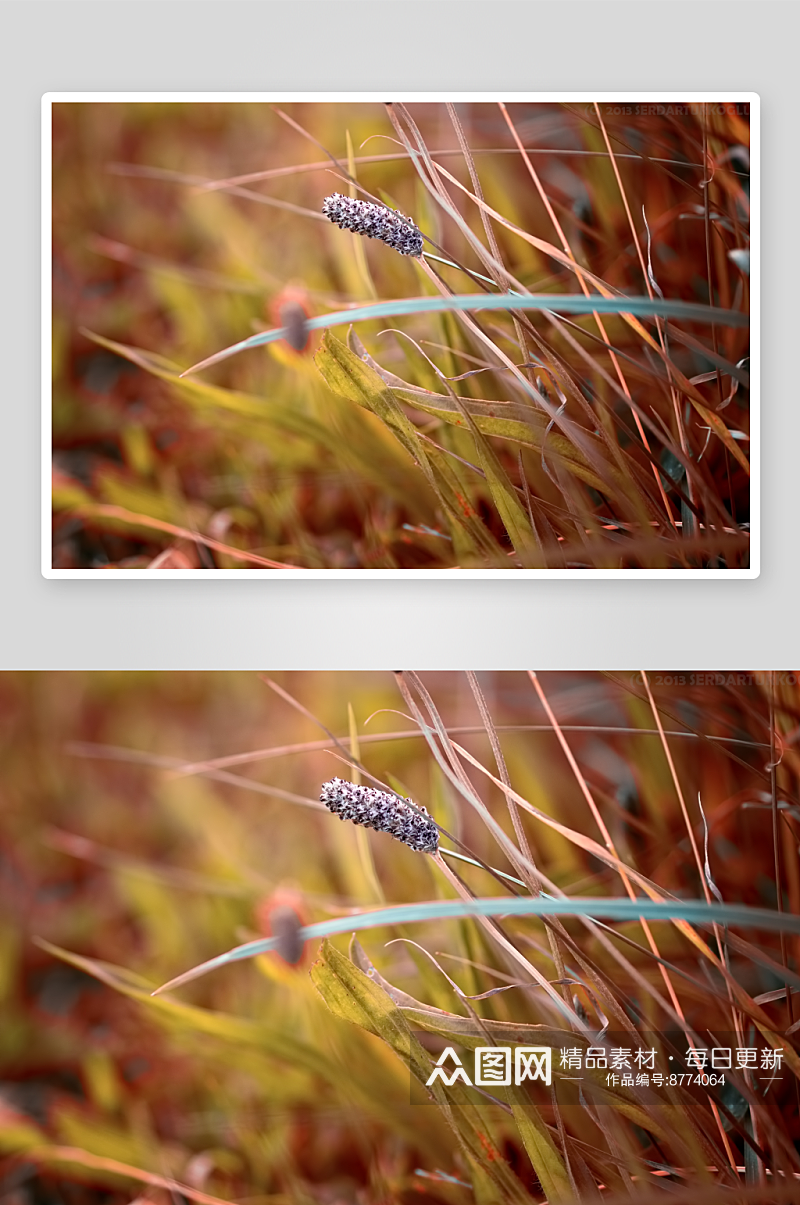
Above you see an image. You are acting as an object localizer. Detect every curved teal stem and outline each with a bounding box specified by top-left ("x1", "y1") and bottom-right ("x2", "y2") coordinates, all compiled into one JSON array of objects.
[
  {"x1": 153, "y1": 894, "x2": 797, "y2": 995},
  {"x1": 181, "y1": 291, "x2": 747, "y2": 376}
]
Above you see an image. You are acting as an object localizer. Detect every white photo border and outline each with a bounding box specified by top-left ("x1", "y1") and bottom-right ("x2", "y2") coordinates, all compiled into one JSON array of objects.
[{"x1": 42, "y1": 92, "x2": 759, "y2": 580}]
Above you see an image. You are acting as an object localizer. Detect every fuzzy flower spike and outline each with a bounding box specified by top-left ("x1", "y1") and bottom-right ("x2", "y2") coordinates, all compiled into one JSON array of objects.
[
  {"x1": 320, "y1": 777, "x2": 439, "y2": 853},
  {"x1": 322, "y1": 194, "x2": 424, "y2": 258}
]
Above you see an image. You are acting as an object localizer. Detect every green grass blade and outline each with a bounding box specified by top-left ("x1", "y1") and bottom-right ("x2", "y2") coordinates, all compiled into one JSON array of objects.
[
  {"x1": 507, "y1": 1087, "x2": 573, "y2": 1203},
  {"x1": 311, "y1": 938, "x2": 536, "y2": 1205},
  {"x1": 314, "y1": 330, "x2": 505, "y2": 560},
  {"x1": 152, "y1": 894, "x2": 800, "y2": 996},
  {"x1": 182, "y1": 292, "x2": 748, "y2": 376}
]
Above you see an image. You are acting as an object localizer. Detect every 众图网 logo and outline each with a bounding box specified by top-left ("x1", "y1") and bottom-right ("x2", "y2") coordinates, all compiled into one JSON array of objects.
[
  {"x1": 422, "y1": 1042, "x2": 783, "y2": 1095},
  {"x1": 425, "y1": 1046, "x2": 552, "y2": 1088}
]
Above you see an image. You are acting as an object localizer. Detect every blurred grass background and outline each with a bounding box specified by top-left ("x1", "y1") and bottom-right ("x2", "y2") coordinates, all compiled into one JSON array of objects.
[
  {"x1": 51, "y1": 101, "x2": 750, "y2": 570},
  {"x1": 1, "y1": 671, "x2": 797, "y2": 1203}
]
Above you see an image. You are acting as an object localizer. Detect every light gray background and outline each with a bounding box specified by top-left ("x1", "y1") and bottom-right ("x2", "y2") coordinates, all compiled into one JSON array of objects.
[{"x1": 4, "y1": 2, "x2": 792, "y2": 668}]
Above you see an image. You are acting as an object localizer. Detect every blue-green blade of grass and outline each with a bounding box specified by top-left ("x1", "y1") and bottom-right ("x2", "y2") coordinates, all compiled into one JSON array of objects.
[
  {"x1": 180, "y1": 292, "x2": 748, "y2": 377},
  {"x1": 151, "y1": 895, "x2": 800, "y2": 996}
]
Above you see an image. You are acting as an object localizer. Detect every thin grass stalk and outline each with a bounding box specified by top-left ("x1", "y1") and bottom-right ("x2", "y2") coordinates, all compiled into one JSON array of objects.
[
  {"x1": 592, "y1": 104, "x2": 697, "y2": 539},
  {"x1": 501, "y1": 101, "x2": 676, "y2": 531},
  {"x1": 450, "y1": 729, "x2": 800, "y2": 1099},
  {"x1": 398, "y1": 677, "x2": 721, "y2": 1055},
  {"x1": 446, "y1": 103, "x2": 537, "y2": 393},
  {"x1": 638, "y1": 671, "x2": 741, "y2": 1170},
  {"x1": 431, "y1": 849, "x2": 579, "y2": 1026},
  {"x1": 528, "y1": 672, "x2": 720, "y2": 1024},
  {"x1": 466, "y1": 672, "x2": 573, "y2": 1004}
]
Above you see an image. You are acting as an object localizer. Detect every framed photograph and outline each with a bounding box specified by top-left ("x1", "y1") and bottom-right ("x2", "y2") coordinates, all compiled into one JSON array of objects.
[{"x1": 44, "y1": 94, "x2": 757, "y2": 576}]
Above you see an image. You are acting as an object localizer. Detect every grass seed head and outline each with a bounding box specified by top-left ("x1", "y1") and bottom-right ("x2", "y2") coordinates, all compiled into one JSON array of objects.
[
  {"x1": 319, "y1": 777, "x2": 439, "y2": 852},
  {"x1": 322, "y1": 194, "x2": 424, "y2": 258}
]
